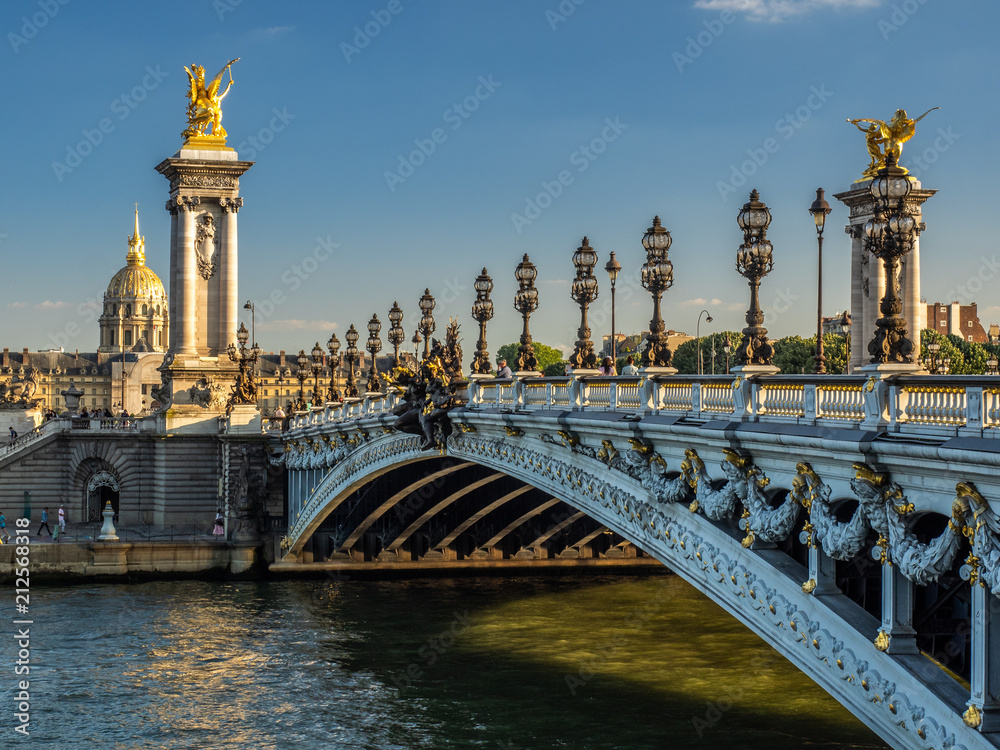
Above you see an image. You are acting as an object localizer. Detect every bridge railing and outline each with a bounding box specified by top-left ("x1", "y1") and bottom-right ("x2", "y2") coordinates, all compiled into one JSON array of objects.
[
  {"x1": 462, "y1": 372, "x2": 1000, "y2": 438},
  {"x1": 287, "y1": 392, "x2": 403, "y2": 431}
]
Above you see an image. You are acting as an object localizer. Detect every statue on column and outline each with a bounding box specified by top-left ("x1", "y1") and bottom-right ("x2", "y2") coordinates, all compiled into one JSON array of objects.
[
  {"x1": 847, "y1": 107, "x2": 939, "y2": 178},
  {"x1": 182, "y1": 58, "x2": 239, "y2": 140}
]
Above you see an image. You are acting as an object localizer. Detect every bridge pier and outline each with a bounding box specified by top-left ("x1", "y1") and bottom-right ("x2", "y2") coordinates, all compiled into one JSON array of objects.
[
  {"x1": 969, "y1": 584, "x2": 1000, "y2": 733},
  {"x1": 879, "y1": 562, "x2": 919, "y2": 655}
]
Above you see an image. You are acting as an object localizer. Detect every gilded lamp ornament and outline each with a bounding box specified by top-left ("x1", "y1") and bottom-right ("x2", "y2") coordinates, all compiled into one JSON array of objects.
[
  {"x1": 640, "y1": 216, "x2": 675, "y2": 368},
  {"x1": 418, "y1": 289, "x2": 436, "y2": 361},
  {"x1": 343, "y1": 325, "x2": 361, "y2": 398},
  {"x1": 387, "y1": 302, "x2": 405, "y2": 368},
  {"x1": 182, "y1": 59, "x2": 239, "y2": 143},
  {"x1": 226, "y1": 322, "x2": 259, "y2": 410},
  {"x1": 513, "y1": 254, "x2": 540, "y2": 373},
  {"x1": 366, "y1": 314, "x2": 383, "y2": 393},
  {"x1": 569, "y1": 237, "x2": 599, "y2": 370},
  {"x1": 847, "y1": 107, "x2": 939, "y2": 178},
  {"x1": 864, "y1": 151, "x2": 920, "y2": 364},
  {"x1": 734, "y1": 190, "x2": 776, "y2": 367},
  {"x1": 470, "y1": 268, "x2": 495, "y2": 376}
]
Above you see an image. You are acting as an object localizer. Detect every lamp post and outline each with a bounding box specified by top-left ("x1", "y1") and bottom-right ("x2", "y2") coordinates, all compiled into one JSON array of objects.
[
  {"x1": 226, "y1": 321, "x2": 260, "y2": 408},
  {"x1": 295, "y1": 350, "x2": 309, "y2": 410},
  {"x1": 734, "y1": 190, "x2": 776, "y2": 368},
  {"x1": 922, "y1": 340, "x2": 951, "y2": 375},
  {"x1": 864, "y1": 152, "x2": 919, "y2": 364},
  {"x1": 243, "y1": 300, "x2": 259, "y2": 403},
  {"x1": 987, "y1": 356, "x2": 999, "y2": 376},
  {"x1": 570, "y1": 237, "x2": 599, "y2": 370},
  {"x1": 387, "y1": 302, "x2": 405, "y2": 368},
  {"x1": 696, "y1": 309, "x2": 713, "y2": 376},
  {"x1": 724, "y1": 336, "x2": 732, "y2": 373},
  {"x1": 840, "y1": 311, "x2": 852, "y2": 374},
  {"x1": 808, "y1": 188, "x2": 832, "y2": 374},
  {"x1": 471, "y1": 268, "x2": 495, "y2": 375},
  {"x1": 711, "y1": 335, "x2": 717, "y2": 375},
  {"x1": 411, "y1": 331, "x2": 421, "y2": 363},
  {"x1": 513, "y1": 254, "x2": 540, "y2": 373},
  {"x1": 344, "y1": 325, "x2": 360, "y2": 398},
  {"x1": 418, "y1": 289, "x2": 436, "y2": 360},
  {"x1": 640, "y1": 216, "x2": 675, "y2": 369},
  {"x1": 366, "y1": 314, "x2": 383, "y2": 393},
  {"x1": 605, "y1": 251, "x2": 621, "y2": 361},
  {"x1": 326, "y1": 332, "x2": 341, "y2": 402},
  {"x1": 310, "y1": 342, "x2": 324, "y2": 405}
]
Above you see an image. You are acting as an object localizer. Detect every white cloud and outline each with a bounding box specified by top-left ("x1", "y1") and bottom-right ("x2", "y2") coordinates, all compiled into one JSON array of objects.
[
  {"x1": 693, "y1": 0, "x2": 882, "y2": 22},
  {"x1": 35, "y1": 300, "x2": 69, "y2": 310},
  {"x1": 7, "y1": 301, "x2": 27, "y2": 309},
  {"x1": 257, "y1": 319, "x2": 338, "y2": 332}
]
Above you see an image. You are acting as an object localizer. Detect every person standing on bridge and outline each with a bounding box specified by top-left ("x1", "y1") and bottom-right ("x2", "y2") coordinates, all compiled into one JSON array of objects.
[
  {"x1": 0, "y1": 512, "x2": 10, "y2": 542},
  {"x1": 496, "y1": 359, "x2": 512, "y2": 378},
  {"x1": 212, "y1": 511, "x2": 225, "y2": 537},
  {"x1": 621, "y1": 356, "x2": 639, "y2": 376},
  {"x1": 9, "y1": 426, "x2": 17, "y2": 442},
  {"x1": 58, "y1": 505, "x2": 66, "y2": 534}
]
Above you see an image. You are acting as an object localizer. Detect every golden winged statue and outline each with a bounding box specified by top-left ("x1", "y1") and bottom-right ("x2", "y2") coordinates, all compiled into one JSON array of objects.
[
  {"x1": 847, "y1": 107, "x2": 939, "y2": 178},
  {"x1": 182, "y1": 58, "x2": 240, "y2": 141}
]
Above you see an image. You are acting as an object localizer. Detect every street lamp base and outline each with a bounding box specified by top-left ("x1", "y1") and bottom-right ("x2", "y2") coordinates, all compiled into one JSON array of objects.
[{"x1": 639, "y1": 366, "x2": 678, "y2": 377}]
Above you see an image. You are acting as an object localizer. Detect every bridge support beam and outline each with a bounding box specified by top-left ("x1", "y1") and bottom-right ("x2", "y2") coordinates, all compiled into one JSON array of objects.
[
  {"x1": 969, "y1": 584, "x2": 1000, "y2": 733},
  {"x1": 880, "y1": 563, "x2": 918, "y2": 655},
  {"x1": 807, "y1": 546, "x2": 839, "y2": 596}
]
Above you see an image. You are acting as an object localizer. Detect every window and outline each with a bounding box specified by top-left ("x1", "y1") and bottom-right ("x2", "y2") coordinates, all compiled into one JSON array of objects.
[
  {"x1": 125, "y1": 304, "x2": 132, "y2": 318},
  {"x1": 939, "y1": 321, "x2": 947, "y2": 326},
  {"x1": 142, "y1": 384, "x2": 148, "y2": 394},
  {"x1": 111, "y1": 330, "x2": 116, "y2": 345},
  {"x1": 141, "y1": 304, "x2": 148, "y2": 315},
  {"x1": 968, "y1": 321, "x2": 974, "y2": 328},
  {"x1": 124, "y1": 331, "x2": 132, "y2": 346},
  {"x1": 969, "y1": 335, "x2": 974, "y2": 341}
]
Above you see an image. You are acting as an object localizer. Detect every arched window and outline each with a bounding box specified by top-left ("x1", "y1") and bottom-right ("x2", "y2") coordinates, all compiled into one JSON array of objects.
[
  {"x1": 124, "y1": 330, "x2": 132, "y2": 347},
  {"x1": 124, "y1": 304, "x2": 132, "y2": 318},
  {"x1": 141, "y1": 304, "x2": 148, "y2": 315},
  {"x1": 112, "y1": 304, "x2": 118, "y2": 316}
]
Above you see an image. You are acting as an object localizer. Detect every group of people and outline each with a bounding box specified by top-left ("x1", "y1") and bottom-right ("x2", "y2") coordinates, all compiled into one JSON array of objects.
[
  {"x1": 0, "y1": 506, "x2": 67, "y2": 544},
  {"x1": 494, "y1": 355, "x2": 640, "y2": 378}
]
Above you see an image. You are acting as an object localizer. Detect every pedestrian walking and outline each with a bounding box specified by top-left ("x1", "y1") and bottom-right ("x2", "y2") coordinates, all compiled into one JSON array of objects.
[
  {"x1": 212, "y1": 511, "x2": 225, "y2": 537},
  {"x1": 58, "y1": 505, "x2": 66, "y2": 533},
  {"x1": 0, "y1": 512, "x2": 10, "y2": 542},
  {"x1": 9, "y1": 426, "x2": 17, "y2": 442},
  {"x1": 36, "y1": 507, "x2": 52, "y2": 537}
]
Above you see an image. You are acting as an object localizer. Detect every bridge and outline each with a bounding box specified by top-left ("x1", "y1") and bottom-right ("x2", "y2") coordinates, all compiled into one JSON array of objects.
[{"x1": 276, "y1": 370, "x2": 1000, "y2": 749}]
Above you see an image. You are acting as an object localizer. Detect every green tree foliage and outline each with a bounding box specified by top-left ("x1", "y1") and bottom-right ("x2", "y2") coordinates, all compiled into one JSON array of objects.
[
  {"x1": 772, "y1": 335, "x2": 815, "y2": 374},
  {"x1": 495, "y1": 342, "x2": 565, "y2": 374},
  {"x1": 918, "y1": 329, "x2": 995, "y2": 374},
  {"x1": 543, "y1": 361, "x2": 568, "y2": 376},
  {"x1": 672, "y1": 331, "x2": 744, "y2": 375}
]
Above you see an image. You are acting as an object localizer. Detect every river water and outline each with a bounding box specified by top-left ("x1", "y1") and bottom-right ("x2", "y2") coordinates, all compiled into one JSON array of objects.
[{"x1": 5, "y1": 575, "x2": 886, "y2": 749}]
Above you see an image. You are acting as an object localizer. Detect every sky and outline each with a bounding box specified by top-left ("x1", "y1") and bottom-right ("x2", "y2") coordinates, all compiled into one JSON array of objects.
[{"x1": 2, "y1": 0, "x2": 998, "y2": 358}]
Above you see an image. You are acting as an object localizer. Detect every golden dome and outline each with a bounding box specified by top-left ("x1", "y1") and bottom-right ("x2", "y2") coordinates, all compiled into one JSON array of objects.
[{"x1": 105, "y1": 207, "x2": 167, "y2": 302}]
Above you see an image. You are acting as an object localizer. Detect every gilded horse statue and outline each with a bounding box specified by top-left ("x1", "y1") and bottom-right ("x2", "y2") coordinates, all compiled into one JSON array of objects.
[{"x1": 847, "y1": 107, "x2": 939, "y2": 177}]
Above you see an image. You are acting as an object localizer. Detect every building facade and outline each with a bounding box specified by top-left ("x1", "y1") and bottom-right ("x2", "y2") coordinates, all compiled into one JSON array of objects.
[{"x1": 925, "y1": 301, "x2": 988, "y2": 343}]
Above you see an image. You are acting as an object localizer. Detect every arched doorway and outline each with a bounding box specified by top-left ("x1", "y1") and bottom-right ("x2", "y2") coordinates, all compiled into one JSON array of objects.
[{"x1": 86, "y1": 470, "x2": 120, "y2": 522}]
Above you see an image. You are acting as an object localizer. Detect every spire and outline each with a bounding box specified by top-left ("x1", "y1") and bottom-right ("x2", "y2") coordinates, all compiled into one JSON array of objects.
[{"x1": 126, "y1": 203, "x2": 145, "y2": 266}]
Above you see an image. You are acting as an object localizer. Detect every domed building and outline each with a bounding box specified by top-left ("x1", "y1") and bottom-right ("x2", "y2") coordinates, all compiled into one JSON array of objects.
[{"x1": 98, "y1": 207, "x2": 169, "y2": 353}]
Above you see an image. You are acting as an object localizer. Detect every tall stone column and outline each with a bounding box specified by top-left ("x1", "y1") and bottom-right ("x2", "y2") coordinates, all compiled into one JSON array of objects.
[
  {"x1": 219, "y1": 197, "x2": 243, "y2": 352},
  {"x1": 155, "y1": 146, "x2": 253, "y2": 432}
]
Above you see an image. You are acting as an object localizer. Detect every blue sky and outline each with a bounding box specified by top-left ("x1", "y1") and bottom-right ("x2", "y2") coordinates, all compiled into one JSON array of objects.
[{"x1": 2, "y1": 0, "x2": 997, "y2": 357}]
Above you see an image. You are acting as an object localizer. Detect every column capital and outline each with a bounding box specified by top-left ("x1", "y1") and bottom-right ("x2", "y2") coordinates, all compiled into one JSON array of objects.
[
  {"x1": 219, "y1": 197, "x2": 244, "y2": 214},
  {"x1": 167, "y1": 195, "x2": 202, "y2": 214}
]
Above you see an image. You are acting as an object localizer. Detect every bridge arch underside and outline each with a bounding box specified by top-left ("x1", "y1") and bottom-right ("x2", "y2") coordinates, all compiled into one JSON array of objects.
[
  {"x1": 293, "y1": 455, "x2": 643, "y2": 565},
  {"x1": 281, "y1": 426, "x2": 999, "y2": 750}
]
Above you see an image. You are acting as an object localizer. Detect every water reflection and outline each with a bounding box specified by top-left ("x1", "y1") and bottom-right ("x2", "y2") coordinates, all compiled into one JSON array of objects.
[{"x1": 11, "y1": 576, "x2": 886, "y2": 749}]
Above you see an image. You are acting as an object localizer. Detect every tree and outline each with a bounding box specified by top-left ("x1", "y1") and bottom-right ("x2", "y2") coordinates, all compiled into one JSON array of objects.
[
  {"x1": 772, "y1": 336, "x2": 815, "y2": 374},
  {"x1": 672, "y1": 331, "x2": 743, "y2": 375},
  {"x1": 495, "y1": 342, "x2": 565, "y2": 374}
]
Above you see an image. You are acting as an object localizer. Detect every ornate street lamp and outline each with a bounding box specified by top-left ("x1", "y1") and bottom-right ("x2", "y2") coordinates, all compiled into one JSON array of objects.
[
  {"x1": 513, "y1": 254, "x2": 540, "y2": 373},
  {"x1": 418, "y1": 288, "x2": 436, "y2": 360},
  {"x1": 734, "y1": 190, "x2": 776, "y2": 368},
  {"x1": 471, "y1": 268, "x2": 495, "y2": 375},
  {"x1": 864, "y1": 152, "x2": 920, "y2": 364},
  {"x1": 326, "y1": 332, "x2": 341, "y2": 402},
  {"x1": 310, "y1": 342, "x2": 324, "y2": 405},
  {"x1": 640, "y1": 216, "x2": 675, "y2": 368},
  {"x1": 570, "y1": 237, "x2": 599, "y2": 370},
  {"x1": 724, "y1": 336, "x2": 732, "y2": 373},
  {"x1": 605, "y1": 251, "x2": 621, "y2": 361},
  {"x1": 295, "y1": 349, "x2": 309, "y2": 409},
  {"x1": 987, "y1": 356, "x2": 999, "y2": 376},
  {"x1": 366, "y1": 314, "x2": 383, "y2": 393},
  {"x1": 922, "y1": 340, "x2": 951, "y2": 375},
  {"x1": 840, "y1": 311, "x2": 852, "y2": 374},
  {"x1": 411, "y1": 331, "x2": 421, "y2": 362},
  {"x1": 696, "y1": 309, "x2": 713, "y2": 376},
  {"x1": 226, "y1": 321, "x2": 259, "y2": 408},
  {"x1": 387, "y1": 302, "x2": 405, "y2": 367},
  {"x1": 809, "y1": 188, "x2": 832, "y2": 374},
  {"x1": 344, "y1": 325, "x2": 361, "y2": 398}
]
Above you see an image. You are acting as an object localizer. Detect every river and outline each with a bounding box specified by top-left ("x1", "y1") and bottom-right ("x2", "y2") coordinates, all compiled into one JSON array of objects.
[{"x1": 4, "y1": 574, "x2": 886, "y2": 749}]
